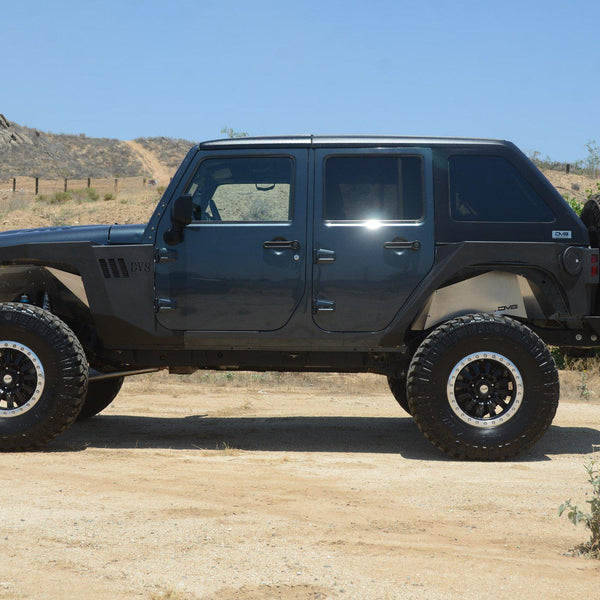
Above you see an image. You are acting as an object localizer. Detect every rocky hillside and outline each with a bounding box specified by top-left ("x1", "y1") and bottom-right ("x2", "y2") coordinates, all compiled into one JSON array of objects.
[{"x1": 0, "y1": 115, "x2": 194, "y2": 179}]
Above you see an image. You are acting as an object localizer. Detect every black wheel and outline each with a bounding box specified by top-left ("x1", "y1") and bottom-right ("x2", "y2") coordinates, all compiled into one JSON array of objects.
[
  {"x1": 407, "y1": 313, "x2": 559, "y2": 460},
  {"x1": 387, "y1": 376, "x2": 411, "y2": 414},
  {"x1": 581, "y1": 195, "x2": 600, "y2": 314},
  {"x1": 581, "y1": 194, "x2": 600, "y2": 247},
  {"x1": 0, "y1": 303, "x2": 88, "y2": 450},
  {"x1": 76, "y1": 376, "x2": 124, "y2": 421}
]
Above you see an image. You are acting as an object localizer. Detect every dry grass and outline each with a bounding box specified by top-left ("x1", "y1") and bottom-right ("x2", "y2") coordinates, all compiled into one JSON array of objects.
[
  {"x1": 131, "y1": 370, "x2": 388, "y2": 395},
  {"x1": 559, "y1": 355, "x2": 600, "y2": 403}
]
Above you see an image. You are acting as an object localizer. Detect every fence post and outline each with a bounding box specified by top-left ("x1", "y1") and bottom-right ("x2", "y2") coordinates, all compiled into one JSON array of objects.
[
  {"x1": 114, "y1": 178, "x2": 118, "y2": 194},
  {"x1": 12, "y1": 178, "x2": 16, "y2": 193},
  {"x1": 143, "y1": 178, "x2": 146, "y2": 187},
  {"x1": 64, "y1": 178, "x2": 68, "y2": 193},
  {"x1": 87, "y1": 177, "x2": 91, "y2": 188},
  {"x1": 566, "y1": 163, "x2": 571, "y2": 174},
  {"x1": 35, "y1": 178, "x2": 39, "y2": 195}
]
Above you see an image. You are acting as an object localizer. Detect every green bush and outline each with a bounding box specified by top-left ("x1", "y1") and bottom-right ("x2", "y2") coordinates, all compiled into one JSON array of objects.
[
  {"x1": 586, "y1": 183, "x2": 600, "y2": 200},
  {"x1": 563, "y1": 193, "x2": 582, "y2": 216},
  {"x1": 70, "y1": 188, "x2": 100, "y2": 203},
  {"x1": 559, "y1": 460, "x2": 600, "y2": 558},
  {"x1": 103, "y1": 193, "x2": 114, "y2": 201},
  {"x1": 36, "y1": 191, "x2": 71, "y2": 204}
]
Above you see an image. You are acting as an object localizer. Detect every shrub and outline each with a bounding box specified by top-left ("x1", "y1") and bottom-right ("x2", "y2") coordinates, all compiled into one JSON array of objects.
[
  {"x1": 35, "y1": 191, "x2": 72, "y2": 204},
  {"x1": 85, "y1": 187, "x2": 99, "y2": 201},
  {"x1": 559, "y1": 459, "x2": 600, "y2": 558},
  {"x1": 70, "y1": 188, "x2": 99, "y2": 203},
  {"x1": 563, "y1": 193, "x2": 582, "y2": 216},
  {"x1": 103, "y1": 193, "x2": 114, "y2": 201},
  {"x1": 586, "y1": 183, "x2": 600, "y2": 200}
]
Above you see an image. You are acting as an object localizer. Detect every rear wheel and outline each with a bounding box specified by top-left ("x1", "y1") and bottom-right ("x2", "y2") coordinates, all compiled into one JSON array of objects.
[
  {"x1": 76, "y1": 376, "x2": 124, "y2": 421},
  {"x1": 0, "y1": 303, "x2": 88, "y2": 450},
  {"x1": 407, "y1": 313, "x2": 559, "y2": 460}
]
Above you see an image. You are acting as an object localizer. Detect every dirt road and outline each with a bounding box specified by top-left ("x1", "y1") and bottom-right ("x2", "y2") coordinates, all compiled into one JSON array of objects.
[
  {"x1": 1, "y1": 374, "x2": 599, "y2": 599},
  {"x1": 123, "y1": 141, "x2": 173, "y2": 186}
]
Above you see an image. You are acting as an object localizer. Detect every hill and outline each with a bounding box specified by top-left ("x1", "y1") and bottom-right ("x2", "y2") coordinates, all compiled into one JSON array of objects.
[{"x1": 0, "y1": 115, "x2": 194, "y2": 179}]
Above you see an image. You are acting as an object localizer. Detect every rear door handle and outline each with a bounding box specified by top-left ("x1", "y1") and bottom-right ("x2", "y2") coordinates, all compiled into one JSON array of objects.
[
  {"x1": 263, "y1": 240, "x2": 300, "y2": 251},
  {"x1": 384, "y1": 240, "x2": 421, "y2": 251}
]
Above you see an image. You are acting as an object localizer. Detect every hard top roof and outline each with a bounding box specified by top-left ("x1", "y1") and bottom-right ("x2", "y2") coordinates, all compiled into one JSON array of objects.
[{"x1": 198, "y1": 135, "x2": 512, "y2": 150}]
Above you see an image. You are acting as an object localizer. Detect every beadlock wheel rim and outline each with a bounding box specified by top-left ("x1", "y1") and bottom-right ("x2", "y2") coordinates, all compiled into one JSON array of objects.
[
  {"x1": 446, "y1": 351, "x2": 523, "y2": 428},
  {"x1": 0, "y1": 341, "x2": 45, "y2": 418}
]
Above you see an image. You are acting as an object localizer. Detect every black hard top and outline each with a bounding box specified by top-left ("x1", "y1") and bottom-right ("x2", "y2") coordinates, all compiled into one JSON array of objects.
[{"x1": 198, "y1": 135, "x2": 514, "y2": 150}]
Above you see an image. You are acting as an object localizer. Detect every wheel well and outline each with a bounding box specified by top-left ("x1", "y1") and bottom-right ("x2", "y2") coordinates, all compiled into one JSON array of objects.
[
  {"x1": 410, "y1": 269, "x2": 567, "y2": 331},
  {"x1": 0, "y1": 265, "x2": 101, "y2": 358}
]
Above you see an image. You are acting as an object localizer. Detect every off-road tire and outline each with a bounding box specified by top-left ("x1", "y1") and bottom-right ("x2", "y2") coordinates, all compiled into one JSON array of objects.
[
  {"x1": 77, "y1": 376, "x2": 124, "y2": 421},
  {"x1": 0, "y1": 303, "x2": 88, "y2": 451},
  {"x1": 407, "y1": 313, "x2": 559, "y2": 461},
  {"x1": 581, "y1": 194, "x2": 600, "y2": 247},
  {"x1": 581, "y1": 194, "x2": 600, "y2": 314},
  {"x1": 387, "y1": 376, "x2": 411, "y2": 414}
]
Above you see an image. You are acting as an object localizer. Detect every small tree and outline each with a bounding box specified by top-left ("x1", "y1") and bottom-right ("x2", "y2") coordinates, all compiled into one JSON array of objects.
[
  {"x1": 220, "y1": 127, "x2": 249, "y2": 139},
  {"x1": 559, "y1": 460, "x2": 600, "y2": 557},
  {"x1": 583, "y1": 140, "x2": 600, "y2": 178}
]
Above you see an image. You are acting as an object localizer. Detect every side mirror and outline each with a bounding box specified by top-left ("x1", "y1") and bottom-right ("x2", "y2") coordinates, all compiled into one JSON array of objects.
[
  {"x1": 164, "y1": 194, "x2": 193, "y2": 245},
  {"x1": 171, "y1": 194, "x2": 193, "y2": 226}
]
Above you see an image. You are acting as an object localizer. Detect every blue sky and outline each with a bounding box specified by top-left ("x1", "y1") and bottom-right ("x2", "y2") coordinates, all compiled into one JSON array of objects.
[{"x1": 1, "y1": 0, "x2": 598, "y2": 160}]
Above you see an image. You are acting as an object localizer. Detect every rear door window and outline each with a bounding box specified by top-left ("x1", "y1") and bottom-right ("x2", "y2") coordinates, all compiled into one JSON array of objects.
[{"x1": 325, "y1": 156, "x2": 423, "y2": 221}]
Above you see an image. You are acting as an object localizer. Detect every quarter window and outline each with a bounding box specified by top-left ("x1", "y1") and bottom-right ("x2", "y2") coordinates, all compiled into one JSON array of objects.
[
  {"x1": 449, "y1": 155, "x2": 554, "y2": 222},
  {"x1": 324, "y1": 156, "x2": 423, "y2": 221},
  {"x1": 186, "y1": 156, "x2": 293, "y2": 222}
]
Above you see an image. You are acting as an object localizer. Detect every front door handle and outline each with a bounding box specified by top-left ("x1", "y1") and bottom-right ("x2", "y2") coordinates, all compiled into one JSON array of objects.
[
  {"x1": 384, "y1": 240, "x2": 421, "y2": 251},
  {"x1": 263, "y1": 240, "x2": 300, "y2": 251}
]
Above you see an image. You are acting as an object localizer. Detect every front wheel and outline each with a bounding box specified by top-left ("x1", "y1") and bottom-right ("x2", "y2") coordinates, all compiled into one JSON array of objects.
[
  {"x1": 407, "y1": 314, "x2": 559, "y2": 460},
  {"x1": 0, "y1": 303, "x2": 88, "y2": 450}
]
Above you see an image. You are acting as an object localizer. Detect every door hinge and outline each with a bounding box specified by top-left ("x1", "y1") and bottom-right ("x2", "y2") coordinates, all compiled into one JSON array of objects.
[
  {"x1": 155, "y1": 298, "x2": 177, "y2": 312},
  {"x1": 313, "y1": 299, "x2": 335, "y2": 313},
  {"x1": 155, "y1": 248, "x2": 178, "y2": 263}
]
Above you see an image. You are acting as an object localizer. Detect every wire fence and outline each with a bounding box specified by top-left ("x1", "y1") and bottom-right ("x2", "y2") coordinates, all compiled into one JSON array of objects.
[{"x1": 0, "y1": 176, "x2": 161, "y2": 196}]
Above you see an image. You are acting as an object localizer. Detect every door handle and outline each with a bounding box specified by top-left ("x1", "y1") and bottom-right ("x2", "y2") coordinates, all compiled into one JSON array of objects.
[
  {"x1": 384, "y1": 240, "x2": 421, "y2": 251},
  {"x1": 314, "y1": 248, "x2": 336, "y2": 264},
  {"x1": 263, "y1": 240, "x2": 300, "y2": 250}
]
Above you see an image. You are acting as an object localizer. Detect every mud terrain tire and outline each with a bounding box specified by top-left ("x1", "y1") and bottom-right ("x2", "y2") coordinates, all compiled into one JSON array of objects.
[
  {"x1": 407, "y1": 313, "x2": 559, "y2": 461},
  {"x1": 581, "y1": 194, "x2": 600, "y2": 247},
  {"x1": 0, "y1": 303, "x2": 88, "y2": 450}
]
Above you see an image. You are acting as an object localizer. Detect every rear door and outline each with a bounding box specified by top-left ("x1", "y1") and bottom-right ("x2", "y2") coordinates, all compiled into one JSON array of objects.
[{"x1": 312, "y1": 148, "x2": 434, "y2": 332}]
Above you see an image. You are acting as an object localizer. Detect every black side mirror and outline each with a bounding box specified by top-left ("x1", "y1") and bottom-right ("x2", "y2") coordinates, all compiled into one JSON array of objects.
[{"x1": 164, "y1": 194, "x2": 193, "y2": 245}]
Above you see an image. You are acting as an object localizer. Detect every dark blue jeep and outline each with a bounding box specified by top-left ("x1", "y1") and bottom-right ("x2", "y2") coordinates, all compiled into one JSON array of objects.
[{"x1": 0, "y1": 136, "x2": 598, "y2": 459}]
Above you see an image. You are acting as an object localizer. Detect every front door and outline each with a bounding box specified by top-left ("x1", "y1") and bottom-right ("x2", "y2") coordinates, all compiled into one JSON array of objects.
[
  {"x1": 155, "y1": 150, "x2": 308, "y2": 331},
  {"x1": 312, "y1": 148, "x2": 434, "y2": 332}
]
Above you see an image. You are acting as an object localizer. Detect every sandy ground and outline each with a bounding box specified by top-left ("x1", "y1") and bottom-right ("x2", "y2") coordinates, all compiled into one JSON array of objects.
[{"x1": 0, "y1": 374, "x2": 599, "y2": 600}]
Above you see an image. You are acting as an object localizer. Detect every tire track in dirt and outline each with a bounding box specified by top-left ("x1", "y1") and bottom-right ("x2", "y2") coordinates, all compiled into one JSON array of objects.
[{"x1": 122, "y1": 140, "x2": 172, "y2": 185}]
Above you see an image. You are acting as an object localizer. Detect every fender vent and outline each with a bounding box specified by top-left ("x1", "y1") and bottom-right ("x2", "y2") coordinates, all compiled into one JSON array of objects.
[{"x1": 99, "y1": 258, "x2": 129, "y2": 279}]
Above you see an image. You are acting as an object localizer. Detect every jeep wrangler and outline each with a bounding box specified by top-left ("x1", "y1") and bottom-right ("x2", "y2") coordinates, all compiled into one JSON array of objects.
[{"x1": 0, "y1": 136, "x2": 598, "y2": 460}]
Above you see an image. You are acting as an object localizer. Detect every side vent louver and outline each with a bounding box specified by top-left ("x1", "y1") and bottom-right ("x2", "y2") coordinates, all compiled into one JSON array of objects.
[{"x1": 99, "y1": 258, "x2": 130, "y2": 279}]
